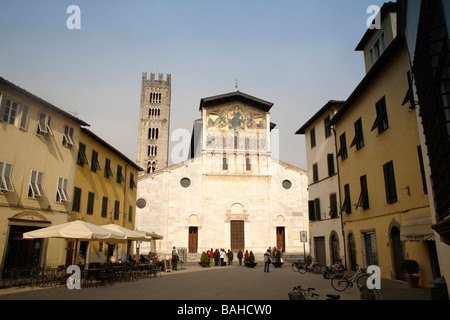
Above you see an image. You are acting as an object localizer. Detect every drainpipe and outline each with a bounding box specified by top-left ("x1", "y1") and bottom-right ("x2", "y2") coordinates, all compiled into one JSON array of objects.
[{"x1": 331, "y1": 125, "x2": 347, "y2": 267}]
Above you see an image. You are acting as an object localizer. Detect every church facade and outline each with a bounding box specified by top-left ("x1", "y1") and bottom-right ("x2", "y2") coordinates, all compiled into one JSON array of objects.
[{"x1": 135, "y1": 89, "x2": 308, "y2": 259}]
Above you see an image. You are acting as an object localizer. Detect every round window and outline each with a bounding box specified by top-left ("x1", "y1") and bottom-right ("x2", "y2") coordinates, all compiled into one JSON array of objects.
[
  {"x1": 180, "y1": 178, "x2": 191, "y2": 188},
  {"x1": 282, "y1": 180, "x2": 292, "y2": 189},
  {"x1": 136, "y1": 198, "x2": 146, "y2": 209}
]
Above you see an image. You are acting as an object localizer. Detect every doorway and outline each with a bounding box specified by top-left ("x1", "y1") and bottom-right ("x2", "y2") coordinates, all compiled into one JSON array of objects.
[
  {"x1": 314, "y1": 237, "x2": 326, "y2": 266},
  {"x1": 390, "y1": 226, "x2": 405, "y2": 280},
  {"x1": 230, "y1": 220, "x2": 244, "y2": 252},
  {"x1": 3, "y1": 225, "x2": 43, "y2": 278},
  {"x1": 276, "y1": 227, "x2": 285, "y2": 252},
  {"x1": 188, "y1": 227, "x2": 198, "y2": 253}
]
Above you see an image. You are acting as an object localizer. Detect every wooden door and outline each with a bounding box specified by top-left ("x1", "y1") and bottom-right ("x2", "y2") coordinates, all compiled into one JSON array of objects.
[
  {"x1": 230, "y1": 220, "x2": 244, "y2": 252},
  {"x1": 276, "y1": 227, "x2": 285, "y2": 252},
  {"x1": 390, "y1": 227, "x2": 405, "y2": 280},
  {"x1": 188, "y1": 227, "x2": 198, "y2": 253}
]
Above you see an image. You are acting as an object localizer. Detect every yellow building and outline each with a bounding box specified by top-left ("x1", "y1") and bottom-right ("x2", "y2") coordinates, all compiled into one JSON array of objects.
[
  {"x1": 329, "y1": 3, "x2": 438, "y2": 287},
  {"x1": 0, "y1": 77, "x2": 89, "y2": 275},
  {"x1": 71, "y1": 128, "x2": 142, "y2": 265}
]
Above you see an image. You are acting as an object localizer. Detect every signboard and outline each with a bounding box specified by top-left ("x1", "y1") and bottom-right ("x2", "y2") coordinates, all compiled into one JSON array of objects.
[{"x1": 300, "y1": 231, "x2": 307, "y2": 243}]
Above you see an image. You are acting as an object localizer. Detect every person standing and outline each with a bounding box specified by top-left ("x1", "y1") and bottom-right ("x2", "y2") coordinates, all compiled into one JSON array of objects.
[
  {"x1": 244, "y1": 250, "x2": 249, "y2": 266},
  {"x1": 220, "y1": 249, "x2": 226, "y2": 266},
  {"x1": 264, "y1": 248, "x2": 271, "y2": 273},
  {"x1": 209, "y1": 248, "x2": 214, "y2": 267},
  {"x1": 172, "y1": 246, "x2": 179, "y2": 271},
  {"x1": 237, "y1": 250, "x2": 243, "y2": 265},
  {"x1": 227, "y1": 249, "x2": 234, "y2": 265}
]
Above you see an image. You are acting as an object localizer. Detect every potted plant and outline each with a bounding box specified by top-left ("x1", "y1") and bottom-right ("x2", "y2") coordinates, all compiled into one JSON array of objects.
[
  {"x1": 272, "y1": 250, "x2": 283, "y2": 268},
  {"x1": 402, "y1": 259, "x2": 420, "y2": 288},
  {"x1": 199, "y1": 252, "x2": 210, "y2": 268},
  {"x1": 246, "y1": 251, "x2": 257, "y2": 268}
]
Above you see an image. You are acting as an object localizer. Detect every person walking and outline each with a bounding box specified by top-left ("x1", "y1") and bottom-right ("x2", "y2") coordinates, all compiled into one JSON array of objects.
[
  {"x1": 264, "y1": 248, "x2": 271, "y2": 273},
  {"x1": 244, "y1": 250, "x2": 249, "y2": 266},
  {"x1": 237, "y1": 250, "x2": 243, "y2": 265}
]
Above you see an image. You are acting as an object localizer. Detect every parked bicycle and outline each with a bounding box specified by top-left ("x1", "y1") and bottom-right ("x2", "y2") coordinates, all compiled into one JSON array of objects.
[
  {"x1": 330, "y1": 264, "x2": 369, "y2": 291},
  {"x1": 298, "y1": 256, "x2": 322, "y2": 274},
  {"x1": 288, "y1": 285, "x2": 340, "y2": 300},
  {"x1": 291, "y1": 260, "x2": 302, "y2": 272}
]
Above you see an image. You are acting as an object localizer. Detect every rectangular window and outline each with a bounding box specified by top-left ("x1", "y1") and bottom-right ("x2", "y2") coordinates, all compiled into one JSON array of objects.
[
  {"x1": 19, "y1": 104, "x2": 29, "y2": 130},
  {"x1": 0, "y1": 161, "x2": 14, "y2": 192},
  {"x1": 28, "y1": 170, "x2": 44, "y2": 199},
  {"x1": 104, "y1": 158, "x2": 113, "y2": 178},
  {"x1": 128, "y1": 205, "x2": 133, "y2": 222},
  {"x1": 308, "y1": 198, "x2": 321, "y2": 221},
  {"x1": 87, "y1": 192, "x2": 94, "y2": 215},
  {"x1": 308, "y1": 200, "x2": 316, "y2": 221},
  {"x1": 56, "y1": 177, "x2": 70, "y2": 203},
  {"x1": 72, "y1": 187, "x2": 81, "y2": 212},
  {"x1": 324, "y1": 115, "x2": 332, "y2": 138},
  {"x1": 371, "y1": 96, "x2": 389, "y2": 134},
  {"x1": 129, "y1": 172, "x2": 136, "y2": 189},
  {"x1": 116, "y1": 165, "x2": 125, "y2": 183},
  {"x1": 91, "y1": 150, "x2": 101, "y2": 172},
  {"x1": 337, "y1": 132, "x2": 348, "y2": 160},
  {"x1": 314, "y1": 198, "x2": 321, "y2": 221},
  {"x1": 310, "y1": 128, "x2": 316, "y2": 148},
  {"x1": 245, "y1": 157, "x2": 251, "y2": 171},
  {"x1": 383, "y1": 161, "x2": 398, "y2": 204},
  {"x1": 357, "y1": 175, "x2": 369, "y2": 210},
  {"x1": 327, "y1": 153, "x2": 335, "y2": 176},
  {"x1": 329, "y1": 193, "x2": 338, "y2": 218},
  {"x1": 77, "y1": 142, "x2": 89, "y2": 166},
  {"x1": 312, "y1": 163, "x2": 319, "y2": 182},
  {"x1": 2, "y1": 98, "x2": 18, "y2": 125},
  {"x1": 350, "y1": 118, "x2": 364, "y2": 150},
  {"x1": 62, "y1": 124, "x2": 75, "y2": 147},
  {"x1": 101, "y1": 196, "x2": 108, "y2": 217},
  {"x1": 36, "y1": 112, "x2": 53, "y2": 137},
  {"x1": 114, "y1": 200, "x2": 120, "y2": 220},
  {"x1": 417, "y1": 145, "x2": 428, "y2": 194},
  {"x1": 222, "y1": 157, "x2": 228, "y2": 171},
  {"x1": 342, "y1": 184, "x2": 351, "y2": 214}
]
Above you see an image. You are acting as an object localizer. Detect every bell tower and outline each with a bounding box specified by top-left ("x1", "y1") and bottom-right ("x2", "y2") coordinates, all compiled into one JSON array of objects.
[{"x1": 137, "y1": 72, "x2": 171, "y2": 174}]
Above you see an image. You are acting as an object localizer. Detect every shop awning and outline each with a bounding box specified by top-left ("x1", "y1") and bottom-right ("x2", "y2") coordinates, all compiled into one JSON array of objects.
[{"x1": 400, "y1": 212, "x2": 435, "y2": 241}]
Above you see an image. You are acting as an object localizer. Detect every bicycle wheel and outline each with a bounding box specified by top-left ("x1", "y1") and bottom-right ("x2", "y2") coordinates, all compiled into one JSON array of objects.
[
  {"x1": 331, "y1": 273, "x2": 349, "y2": 291},
  {"x1": 356, "y1": 273, "x2": 370, "y2": 290},
  {"x1": 298, "y1": 265, "x2": 307, "y2": 274},
  {"x1": 312, "y1": 264, "x2": 322, "y2": 274},
  {"x1": 292, "y1": 263, "x2": 299, "y2": 272}
]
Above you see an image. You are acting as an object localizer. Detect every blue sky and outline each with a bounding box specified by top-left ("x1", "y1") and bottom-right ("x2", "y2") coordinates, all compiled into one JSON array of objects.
[{"x1": 0, "y1": 0, "x2": 388, "y2": 169}]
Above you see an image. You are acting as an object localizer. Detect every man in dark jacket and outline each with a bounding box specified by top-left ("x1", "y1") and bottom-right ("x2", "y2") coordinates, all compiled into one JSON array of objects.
[{"x1": 237, "y1": 250, "x2": 243, "y2": 265}]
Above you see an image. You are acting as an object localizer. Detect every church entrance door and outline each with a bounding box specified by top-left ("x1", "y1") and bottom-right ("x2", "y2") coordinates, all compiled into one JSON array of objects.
[
  {"x1": 230, "y1": 220, "x2": 244, "y2": 252},
  {"x1": 276, "y1": 227, "x2": 285, "y2": 252},
  {"x1": 188, "y1": 227, "x2": 198, "y2": 253}
]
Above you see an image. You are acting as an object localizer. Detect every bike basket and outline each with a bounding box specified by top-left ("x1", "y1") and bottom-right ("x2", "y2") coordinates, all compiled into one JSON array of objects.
[{"x1": 288, "y1": 292, "x2": 305, "y2": 300}]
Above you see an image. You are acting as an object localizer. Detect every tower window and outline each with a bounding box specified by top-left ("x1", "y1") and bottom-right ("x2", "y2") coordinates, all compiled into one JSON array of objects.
[
  {"x1": 148, "y1": 145, "x2": 157, "y2": 156},
  {"x1": 149, "y1": 108, "x2": 161, "y2": 119},
  {"x1": 149, "y1": 92, "x2": 162, "y2": 104},
  {"x1": 148, "y1": 127, "x2": 159, "y2": 140}
]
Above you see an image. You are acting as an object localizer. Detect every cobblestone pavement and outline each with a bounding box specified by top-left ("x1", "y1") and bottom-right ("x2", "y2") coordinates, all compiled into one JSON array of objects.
[{"x1": 0, "y1": 262, "x2": 432, "y2": 301}]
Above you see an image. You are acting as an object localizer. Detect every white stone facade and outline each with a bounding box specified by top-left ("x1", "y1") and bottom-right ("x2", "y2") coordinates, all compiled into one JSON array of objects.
[
  {"x1": 135, "y1": 91, "x2": 309, "y2": 258},
  {"x1": 135, "y1": 157, "x2": 308, "y2": 257}
]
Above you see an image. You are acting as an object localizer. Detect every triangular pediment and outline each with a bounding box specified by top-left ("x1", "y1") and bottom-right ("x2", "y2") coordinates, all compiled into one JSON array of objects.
[{"x1": 199, "y1": 91, "x2": 273, "y2": 113}]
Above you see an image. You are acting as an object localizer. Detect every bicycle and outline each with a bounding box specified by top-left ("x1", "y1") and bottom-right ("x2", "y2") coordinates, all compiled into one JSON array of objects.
[
  {"x1": 288, "y1": 286, "x2": 340, "y2": 300},
  {"x1": 330, "y1": 264, "x2": 369, "y2": 291},
  {"x1": 298, "y1": 256, "x2": 322, "y2": 274},
  {"x1": 291, "y1": 260, "x2": 301, "y2": 272}
]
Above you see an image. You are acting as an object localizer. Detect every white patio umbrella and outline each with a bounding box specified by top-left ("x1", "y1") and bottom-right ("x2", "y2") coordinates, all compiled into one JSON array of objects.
[
  {"x1": 23, "y1": 220, "x2": 127, "y2": 266},
  {"x1": 99, "y1": 224, "x2": 153, "y2": 242}
]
